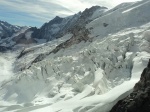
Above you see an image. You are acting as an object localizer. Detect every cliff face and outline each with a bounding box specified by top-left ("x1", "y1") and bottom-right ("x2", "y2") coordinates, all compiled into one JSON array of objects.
[{"x1": 110, "y1": 59, "x2": 150, "y2": 112}]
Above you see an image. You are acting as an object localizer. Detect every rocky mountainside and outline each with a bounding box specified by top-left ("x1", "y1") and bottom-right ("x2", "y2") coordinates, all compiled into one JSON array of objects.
[
  {"x1": 0, "y1": 21, "x2": 23, "y2": 52},
  {"x1": 0, "y1": 20, "x2": 35, "y2": 48},
  {"x1": 0, "y1": 26, "x2": 37, "y2": 49},
  {"x1": 0, "y1": 20, "x2": 21, "y2": 39},
  {"x1": 110, "y1": 59, "x2": 150, "y2": 112}
]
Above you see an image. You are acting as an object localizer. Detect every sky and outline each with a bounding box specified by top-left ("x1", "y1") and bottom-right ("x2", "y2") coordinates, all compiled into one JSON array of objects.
[{"x1": 0, "y1": 0, "x2": 139, "y2": 27}]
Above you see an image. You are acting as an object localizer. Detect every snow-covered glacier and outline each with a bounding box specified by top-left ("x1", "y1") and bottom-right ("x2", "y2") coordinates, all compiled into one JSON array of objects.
[{"x1": 0, "y1": 0, "x2": 150, "y2": 112}]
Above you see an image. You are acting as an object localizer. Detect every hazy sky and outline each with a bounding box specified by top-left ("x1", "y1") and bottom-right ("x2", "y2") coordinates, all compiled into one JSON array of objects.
[{"x1": 0, "y1": 0, "x2": 139, "y2": 27}]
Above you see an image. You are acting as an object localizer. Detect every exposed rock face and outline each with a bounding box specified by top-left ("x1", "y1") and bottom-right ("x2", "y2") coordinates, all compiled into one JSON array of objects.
[
  {"x1": 110, "y1": 59, "x2": 150, "y2": 112},
  {"x1": 32, "y1": 16, "x2": 65, "y2": 40},
  {"x1": 0, "y1": 21, "x2": 36, "y2": 48},
  {"x1": 0, "y1": 20, "x2": 21, "y2": 39},
  {"x1": 12, "y1": 27, "x2": 37, "y2": 45}
]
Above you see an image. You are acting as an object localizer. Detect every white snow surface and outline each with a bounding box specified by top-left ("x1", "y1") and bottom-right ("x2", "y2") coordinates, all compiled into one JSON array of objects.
[
  {"x1": 25, "y1": 31, "x2": 33, "y2": 40},
  {"x1": 0, "y1": 53, "x2": 15, "y2": 83},
  {"x1": 0, "y1": 0, "x2": 150, "y2": 112}
]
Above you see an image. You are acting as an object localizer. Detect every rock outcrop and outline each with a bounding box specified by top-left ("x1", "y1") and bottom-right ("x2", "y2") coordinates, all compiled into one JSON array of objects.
[
  {"x1": 110, "y1": 59, "x2": 150, "y2": 112},
  {"x1": 12, "y1": 27, "x2": 37, "y2": 45}
]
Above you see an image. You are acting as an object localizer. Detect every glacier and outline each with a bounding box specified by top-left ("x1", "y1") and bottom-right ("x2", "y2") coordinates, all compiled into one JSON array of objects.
[{"x1": 0, "y1": 0, "x2": 150, "y2": 112}]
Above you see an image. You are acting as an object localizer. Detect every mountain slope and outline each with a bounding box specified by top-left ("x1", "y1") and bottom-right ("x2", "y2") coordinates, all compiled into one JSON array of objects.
[
  {"x1": 0, "y1": 20, "x2": 21, "y2": 39},
  {"x1": 32, "y1": 6, "x2": 107, "y2": 41},
  {"x1": 87, "y1": 0, "x2": 150, "y2": 38},
  {"x1": 0, "y1": 21, "x2": 37, "y2": 49},
  {"x1": 0, "y1": 6, "x2": 107, "y2": 49}
]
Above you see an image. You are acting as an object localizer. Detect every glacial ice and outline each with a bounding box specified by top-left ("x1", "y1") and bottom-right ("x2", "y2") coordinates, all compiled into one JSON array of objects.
[{"x1": 0, "y1": 0, "x2": 150, "y2": 112}]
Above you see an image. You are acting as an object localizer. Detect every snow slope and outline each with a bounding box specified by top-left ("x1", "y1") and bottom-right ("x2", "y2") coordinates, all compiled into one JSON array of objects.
[
  {"x1": 0, "y1": 0, "x2": 150, "y2": 112},
  {"x1": 0, "y1": 53, "x2": 15, "y2": 82}
]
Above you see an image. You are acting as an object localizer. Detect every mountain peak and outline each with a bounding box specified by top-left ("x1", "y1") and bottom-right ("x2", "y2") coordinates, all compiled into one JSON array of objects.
[
  {"x1": 54, "y1": 16, "x2": 62, "y2": 19},
  {"x1": 46, "y1": 16, "x2": 64, "y2": 26},
  {"x1": 0, "y1": 20, "x2": 22, "y2": 39},
  {"x1": 84, "y1": 5, "x2": 107, "y2": 12}
]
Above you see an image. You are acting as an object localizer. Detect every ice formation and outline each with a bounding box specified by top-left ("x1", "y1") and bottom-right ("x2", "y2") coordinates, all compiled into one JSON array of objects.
[{"x1": 0, "y1": 0, "x2": 150, "y2": 112}]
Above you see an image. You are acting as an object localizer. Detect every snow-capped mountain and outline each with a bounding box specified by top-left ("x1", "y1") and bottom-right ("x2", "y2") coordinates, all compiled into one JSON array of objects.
[
  {"x1": 0, "y1": 0, "x2": 150, "y2": 112},
  {"x1": 0, "y1": 6, "x2": 107, "y2": 49},
  {"x1": 32, "y1": 6, "x2": 107, "y2": 41},
  {"x1": 0, "y1": 20, "x2": 21, "y2": 39},
  {"x1": 0, "y1": 21, "x2": 24, "y2": 52},
  {"x1": 0, "y1": 21, "x2": 34, "y2": 49}
]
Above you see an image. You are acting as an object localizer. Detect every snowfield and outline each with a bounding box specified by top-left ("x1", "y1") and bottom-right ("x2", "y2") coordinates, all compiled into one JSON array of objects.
[{"x1": 0, "y1": 0, "x2": 150, "y2": 112}]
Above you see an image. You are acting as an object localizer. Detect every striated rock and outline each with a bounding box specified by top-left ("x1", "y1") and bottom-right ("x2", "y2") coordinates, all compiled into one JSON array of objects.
[{"x1": 110, "y1": 59, "x2": 150, "y2": 112}]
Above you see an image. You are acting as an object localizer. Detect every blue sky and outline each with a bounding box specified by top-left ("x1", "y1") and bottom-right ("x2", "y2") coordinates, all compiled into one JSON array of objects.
[{"x1": 0, "y1": 0, "x2": 139, "y2": 27}]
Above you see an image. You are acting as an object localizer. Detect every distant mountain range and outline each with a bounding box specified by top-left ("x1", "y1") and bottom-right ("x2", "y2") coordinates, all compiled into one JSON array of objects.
[{"x1": 0, "y1": 6, "x2": 107, "y2": 49}]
